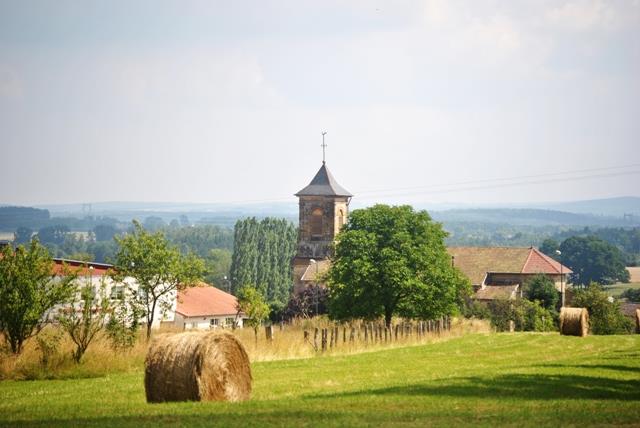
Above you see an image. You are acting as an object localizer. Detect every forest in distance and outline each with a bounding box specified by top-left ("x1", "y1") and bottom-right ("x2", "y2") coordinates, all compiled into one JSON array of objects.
[{"x1": 1, "y1": 202, "x2": 640, "y2": 272}]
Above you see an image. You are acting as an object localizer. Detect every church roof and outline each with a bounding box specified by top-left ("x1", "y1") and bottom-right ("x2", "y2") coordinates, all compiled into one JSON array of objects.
[{"x1": 295, "y1": 163, "x2": 353, "y2": 197}]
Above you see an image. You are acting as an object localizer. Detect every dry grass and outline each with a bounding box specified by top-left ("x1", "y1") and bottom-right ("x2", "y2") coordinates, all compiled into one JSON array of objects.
[{"x1": 0, "y1": 317, "x2": 490, "y2": 380}]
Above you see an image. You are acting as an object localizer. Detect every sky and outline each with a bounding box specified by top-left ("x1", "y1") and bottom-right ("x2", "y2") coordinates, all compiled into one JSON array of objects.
[{"x1": 1, "y1": 0, "x2": 639, "y2": 207}]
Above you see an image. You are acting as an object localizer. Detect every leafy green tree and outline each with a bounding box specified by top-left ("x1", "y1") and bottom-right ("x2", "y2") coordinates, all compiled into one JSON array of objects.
[
  {"x1": 230, "y1": 218, "x2": 297, "y2": 307},
  {"x1": 0, "y1": 241, "x2": 76, "y2": 354},
  {"x1": 525, "y1": 274, "x2": 559, "y2": 311},
  {"x1": 58, "y1": 276, "x2": 111, "y2": 363},
  {"x1": 327, "y1": 205, "x2": 470, "y2": 328},
  {"x1": 560, "y1": 236, "x2": 630, "y2": 286},
  {"x1": 106, "y1": 285, "x2": 143, "y2": 350},
  {"x1": 572, "y1": 283, "x2": 634, "y2": 334},
  {"x1": 539, "y1": 238, "x2": 559, "y2": 259},
  {"x1": 236, "y1": 286, "x2": 270, "y2": 343},
  {"x1": 111, "y1": 221, "x2": 205, "y2": 339},
  {"x1": 204, "y1": 248, "x2": 232, "y2": 288}
]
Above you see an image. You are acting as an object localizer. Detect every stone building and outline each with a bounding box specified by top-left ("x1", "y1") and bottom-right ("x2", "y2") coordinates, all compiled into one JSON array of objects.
[{"x1": 292, "y1": 162, "x2": 352, "y2": 293}]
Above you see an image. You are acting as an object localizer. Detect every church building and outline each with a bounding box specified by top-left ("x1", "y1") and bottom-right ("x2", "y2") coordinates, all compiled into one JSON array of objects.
[{"x1": 292, "y1": 161, "x2": 352, "y2": 294}]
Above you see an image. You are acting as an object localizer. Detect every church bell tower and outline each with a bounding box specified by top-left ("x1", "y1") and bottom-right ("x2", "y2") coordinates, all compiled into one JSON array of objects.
[
  {"x1": 294, "y1": 161, "x2": 352, "y2": 260},
  {"x1": 291, "y1": 136, "x2": 352, "y2": 293}
]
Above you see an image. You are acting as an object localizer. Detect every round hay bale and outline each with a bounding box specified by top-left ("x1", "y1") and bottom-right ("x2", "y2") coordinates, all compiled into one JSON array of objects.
[
  {"x1": 559, "y1": 307, "x2": 589, "y2": 337},
  {"x1": 636, "y1": 309, "x2": 640, "y2": 334},
  {"x1": 144, "y1": 330, "x2": 251, "y2": 403}
]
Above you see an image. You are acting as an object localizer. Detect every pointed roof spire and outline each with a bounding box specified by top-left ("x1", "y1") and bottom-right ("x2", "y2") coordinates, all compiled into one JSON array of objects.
[{"x1": 295, "y1": 163, "x2": 353, "y2": 197}]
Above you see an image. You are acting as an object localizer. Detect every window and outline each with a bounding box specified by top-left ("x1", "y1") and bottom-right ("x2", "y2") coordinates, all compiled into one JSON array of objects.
[
  {"x1": 338, "y1": 209, "x2": 345, "y2": 229},
  {"x1": 210, "y1": 318, "x2": 219, "y2": 327},
  {"x1": 225, "y1": 317, "x2": 235, "y2": 327},
  {"x1": 110, "y1": 285, "x2": 124, "y2": 300},
  {"x1": 311, "y1": 208, "x2": 323, "y2": 237}
]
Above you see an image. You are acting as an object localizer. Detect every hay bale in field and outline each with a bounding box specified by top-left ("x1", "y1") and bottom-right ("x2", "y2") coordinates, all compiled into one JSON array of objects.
[
  {"x1": 144, "y1": 330, "x2": 251, "y2": 403},
  {"x1": 636, "y1": 309, "x2": 640, "y2": 334},
  {"x1": 559, "y1": 307, "x2": 589, "y2": 337}
]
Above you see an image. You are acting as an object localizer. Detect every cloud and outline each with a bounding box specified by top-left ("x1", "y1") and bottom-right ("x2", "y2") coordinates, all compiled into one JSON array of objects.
[{"x1": 545, "y1": 0, "x2": 639, "y2": 32}]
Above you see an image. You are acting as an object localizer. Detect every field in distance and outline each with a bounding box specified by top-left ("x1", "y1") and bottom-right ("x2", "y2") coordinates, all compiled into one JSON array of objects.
[{"x1": 1, "y1": 333, "x2": 639, "y2": 427}]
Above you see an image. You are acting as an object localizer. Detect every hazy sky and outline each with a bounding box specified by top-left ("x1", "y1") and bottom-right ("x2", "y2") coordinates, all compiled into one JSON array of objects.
[{"x1": 1, "y1": 0, "x2": 639, "y2": 207}]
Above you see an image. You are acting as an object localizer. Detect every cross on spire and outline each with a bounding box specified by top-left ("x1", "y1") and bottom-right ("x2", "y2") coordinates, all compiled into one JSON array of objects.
[{"x1": 321, "y1": 131, "x2": 327, "y2": 164}]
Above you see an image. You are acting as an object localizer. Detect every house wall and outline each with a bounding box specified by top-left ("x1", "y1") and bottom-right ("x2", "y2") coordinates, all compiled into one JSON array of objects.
[
  {"x1": 175, "y1": 313, "x2": 244, "y2": 330},
  {"x1": 50, "y1": 275, "x2": 176, "y2": 328},
  {"x1": 486, "y1": 273, "x2": 570, "y2": 292}
]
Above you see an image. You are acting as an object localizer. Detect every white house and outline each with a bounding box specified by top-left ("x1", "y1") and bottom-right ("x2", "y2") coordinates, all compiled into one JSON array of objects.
[
  {"x1": 51, "y1": 258, "x2": 176, "y2": 328},
  {"x1": 174, "y1": 283, "x2": 245, "y2": 330}
]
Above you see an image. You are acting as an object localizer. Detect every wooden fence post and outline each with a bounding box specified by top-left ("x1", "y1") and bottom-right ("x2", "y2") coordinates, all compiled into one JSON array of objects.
[
  {"x1": 321, "y1": 328, "x2": 328, "y2": 351},
  {"x1": 329, "y1": 327, "x2": 334, "y2": 348},
  {"x1": 265, "y1": 325, "x2": 274, "y2": 341},
  {"x1": 314, "y1": 327, "x2": 319, "y2": 350}
]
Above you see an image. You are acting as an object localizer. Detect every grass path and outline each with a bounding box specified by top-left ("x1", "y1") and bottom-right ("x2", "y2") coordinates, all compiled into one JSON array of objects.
[{"x1": 1, "y1": 333, "x2": 639, "y2": 427}]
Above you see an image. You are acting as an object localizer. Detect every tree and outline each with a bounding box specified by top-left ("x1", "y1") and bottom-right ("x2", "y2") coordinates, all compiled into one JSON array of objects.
[
  {"x1": 93, "y1": 224, "x2": 117, "y2": 242},
  {"x1": 525, "y1": 274, "x2": 559, "y2": 311},
  {"x1": 0, "y1": 241, "x2": 76, "y2": 354},
  {"x1": 560, "y1": 236, "x2": 630, "y2": 286},
  {"x1": 327, "y1": 205, "x2": 470, "y2": 328},
  {"x1": 229, "y1": 218, "x2": 297, "y2": 307},
  {"x1": 14, "y1": 226, "x2": 33, "y2": 245},
  {"x1": 236, "y1": 286, "x2": 270, "y2": 343},
  {"x1": 572, "y1": 284, "x2": 633, "y2": 334},
  {"x1": 111, "y1": 221, "x2": 205, "y2": 339},
  {"x1": 539, "y1": 238, "x2": 559, "y2": 260},
  {"x1": 283, "y1": 284, "x2": 328, "y2": 320},
  {"x1": 204, "y1": 248, "x2": 232, "y2": 287},
  {"x1": 106, "y1": 284, "x2": 143, "y2": 350},
  {"x1": 37, "y1": 224, "x2": 70, "y2": 246},
  {"x1": 58, "y1": 276, "x2": 110, "y2": 363}
]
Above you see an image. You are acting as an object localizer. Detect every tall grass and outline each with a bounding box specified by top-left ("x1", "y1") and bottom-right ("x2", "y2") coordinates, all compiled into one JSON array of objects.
[{"x1": 0, "y1": 317, "x2": 490, "y2": 380}]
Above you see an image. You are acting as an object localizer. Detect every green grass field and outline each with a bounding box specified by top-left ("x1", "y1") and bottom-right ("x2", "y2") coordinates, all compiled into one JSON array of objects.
[{"x1": 1, "y1": 333, "x2": 639, "y2": 427}]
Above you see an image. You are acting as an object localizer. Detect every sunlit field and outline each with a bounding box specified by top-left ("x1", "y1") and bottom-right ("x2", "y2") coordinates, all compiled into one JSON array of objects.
[{"x1": 1, "y1": 333, "x2": 638, "y2": 427}]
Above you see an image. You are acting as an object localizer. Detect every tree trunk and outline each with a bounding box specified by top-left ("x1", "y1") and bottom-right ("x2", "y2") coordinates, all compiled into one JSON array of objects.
[{"x1": 384, "y1": 308, "x2": 393, "y2": 329}]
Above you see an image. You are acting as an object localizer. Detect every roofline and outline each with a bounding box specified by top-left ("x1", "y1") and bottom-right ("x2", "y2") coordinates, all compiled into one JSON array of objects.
[
  {"x1": 53, "y1": 258, "x2": 114, "y2": 269},
  {"x1": 176, "y1": 310, "x2": 244, "y2": 318}
]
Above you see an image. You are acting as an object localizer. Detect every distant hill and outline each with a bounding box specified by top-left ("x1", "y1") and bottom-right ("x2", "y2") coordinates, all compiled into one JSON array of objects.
[
  {"x1": 431, "y1": 207, "x2": 638, "y2": 227},
  {"x1": 529, "y1": 197, "x2": 640, "y2": 218}
]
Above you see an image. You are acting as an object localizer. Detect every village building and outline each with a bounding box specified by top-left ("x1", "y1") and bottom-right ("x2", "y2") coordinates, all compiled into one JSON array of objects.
[
  {"x1": 51, "y1": 258, "x2": 177, "y2": 327},
  {"x1": 174, "y1": 284, "x2": 245, "y2": 330},
  {"x1": 292, "y1": 160, "x2": 352, "y2": 294},
  {"x1": 447, "y1": 246, "x2": 572, "y2": 301}
]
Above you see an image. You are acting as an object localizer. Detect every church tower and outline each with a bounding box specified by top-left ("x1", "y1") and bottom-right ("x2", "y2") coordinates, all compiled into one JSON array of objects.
[{"x1": 292, "y1": 160, "x2": 352, "y2": 293}]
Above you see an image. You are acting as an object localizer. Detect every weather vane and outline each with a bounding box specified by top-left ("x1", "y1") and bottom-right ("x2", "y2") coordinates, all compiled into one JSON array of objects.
[{"x1": 321, "y1": 131, "x2": 327, "y2": 164}]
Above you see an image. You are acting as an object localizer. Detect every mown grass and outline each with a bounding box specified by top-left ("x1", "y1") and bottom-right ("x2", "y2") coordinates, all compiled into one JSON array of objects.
[{"x1": 1, "y1": 333, "x2": 639, "y2": 427}]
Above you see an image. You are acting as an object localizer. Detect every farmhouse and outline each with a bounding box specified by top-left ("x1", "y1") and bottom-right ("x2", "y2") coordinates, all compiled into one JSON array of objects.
[
  {"x1": 174, "y1": 284, "x2": 245, "y2": 330},
  {"x1": 447, "y1": 246, "x2": 572, "y2": 301}
]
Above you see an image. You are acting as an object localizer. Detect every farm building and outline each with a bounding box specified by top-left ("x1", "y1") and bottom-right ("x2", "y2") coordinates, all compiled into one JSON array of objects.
[
  {"x1": 174, "y1": 284, "x2": 246, "y2": 330},
  {"x1": 447, "y1": 246, "x2": 572, "y2": 301}
]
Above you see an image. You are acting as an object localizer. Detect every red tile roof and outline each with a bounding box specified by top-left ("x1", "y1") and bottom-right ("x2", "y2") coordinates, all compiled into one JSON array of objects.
[
  {"x1": 176, "y1": 283, "x2": 240, "y2": 317},
  {"x1": 522, "y1": 248, "x2": 572, "y2": 275},
  {"x1": 447, "y1": 246, "x2": 572, "y2": 286},
  {"x1": 52, "y1": 258, "x2": 112, "y2": 276}
]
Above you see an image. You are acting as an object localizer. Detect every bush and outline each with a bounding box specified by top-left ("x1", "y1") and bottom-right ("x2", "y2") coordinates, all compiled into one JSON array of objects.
[
  {"x1": 525, "y1": 274, "x2": 559, "y2": 311},
  {"x1": 488, "y1": 298, "x2": 556, "y2": 332},
  {"x1": 620, "y1": 288, "x2": 640, "y2": 302},
  {"x1": 573, "y1": 284, "x2": 634, "y2": 334},
  {"x1": 462, "y1": 300, "x2": 492, "y2": 320}
]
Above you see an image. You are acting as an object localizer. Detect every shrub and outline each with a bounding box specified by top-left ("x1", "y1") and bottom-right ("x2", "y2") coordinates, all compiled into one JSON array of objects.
[
  {"x1": 488, "y1": 298, "x2": 556, "y2": 332},
  {"x1": 620, "y1": 288, "x2": 640, "y2": 302},
  {"x1": 525, "y1": 274, "x2": 559, "y2": 311},
  {"x1": 572, "y1": 283, "x2": 634, "y2": 334}
]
